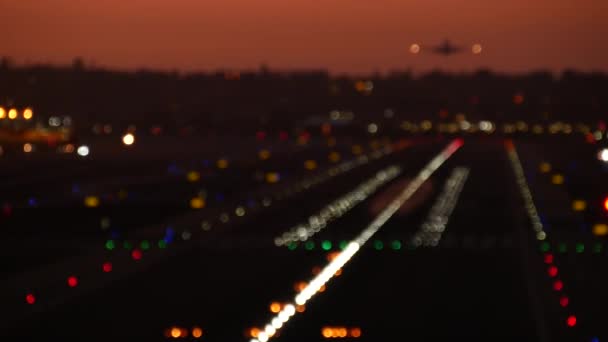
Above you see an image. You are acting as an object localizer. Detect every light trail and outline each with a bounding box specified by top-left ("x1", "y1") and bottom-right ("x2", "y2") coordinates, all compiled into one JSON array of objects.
[
  {"x1": 411, "y1": 167, "x2": 469, "y2": 247},
  {"x1": 274, "y1": 165, "x2": 402, "y2": 246},
  {"x1": 248, "y1": 139, "x2": 463, "y2": 342}
]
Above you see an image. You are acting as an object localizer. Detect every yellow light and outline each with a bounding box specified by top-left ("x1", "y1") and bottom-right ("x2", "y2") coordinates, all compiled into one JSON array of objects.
[
  {"x1": 23, "y1": 143, "x2": 33, "y2": 153},
  {"x1": 539, "y1": 162, "x2": 551, "y2": 173},
  {"x1": 191, "y1": 327, "x2": 203, "y2": 338},
  {"x1": 170, "y1": 327, "x2": 181, "y2": 338},
  {"x1": 84, "y1": 196, "x2": 100, "y2": 208},
  {"x1": 8, "y1": 108, "x2": 18, "y2": 120},
  {"x1": 328, "y1": 152, "x2": 341, "y2": 163},
  {"x1": 296, "y1": 304, "x2": 306, "y2": 313},
  {"x1": 217, "y1": 159, "x2": 229, "y2": 169},
  {"x1": 0, "y1": 107, "x2": 5, "y2": 119},
  {"x1": 269, "y1": 302, "x2": 281, "y2": 313},
  {"x1": 23, "y1": 108, "x2": 33, "y2": 120},
  {"x1": 122, "y1": 133, "x2": 135, "y2": 145},
  {"x1": 265, "y1": 172, "x2": 280, "y2": 184},
  {"x1": 190, "y1": 197, "x2": 206, "y2": 209},
  {"x1": 186, "y1": 171, "x2": 200, "y2": 182},
  {"x1": 318, "y1": 284, "x2": 326, "y2": 292},
  {"x1": 258, "y1": 149, "x2": 271, "y2": 160},
  {"x1": 592, "y1": 224, "x2": 608, "y2": 236},
  {"x1": 572, "y1": 200, "x2": 586, "y2": 212},
  {"x1": 551, "y1": 174, "x2": 564, "y2": 185},
  {"x1": 338, "y1": 328, "x2": 347, "y2": 337},
  {"x1": 304, "y1": 160, "x2": 318, "y2": 170},
  {"x1": 249, "y1": 327, "x2": 260, "y2": 338},
  {"x1": 322, "y1": 327, "x2": 333, "y2": 338}
]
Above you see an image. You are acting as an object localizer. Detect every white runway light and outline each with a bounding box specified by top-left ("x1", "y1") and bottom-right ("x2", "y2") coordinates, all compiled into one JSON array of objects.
[
  {"x1": 275, "y1": 165, "x2": 402, "y2": 246},
  {"x1": 248, "y1": 139, "x2": 463, "y2": 342},
  {"x1": 411, "y1": 167, "x2": 469, "y2": 247}
]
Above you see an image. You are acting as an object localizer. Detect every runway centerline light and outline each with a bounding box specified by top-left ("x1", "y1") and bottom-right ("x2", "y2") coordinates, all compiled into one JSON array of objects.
[
  {"x1": 122, "y1": 133, "x2": 135, "y2": 146},
  {"x1": 77, "y1": 145, "x2": 90, "y2": 157}
]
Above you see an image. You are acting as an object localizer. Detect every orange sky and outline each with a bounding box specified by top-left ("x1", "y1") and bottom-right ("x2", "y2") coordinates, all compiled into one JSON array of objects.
[{"x1": 1, "y1": 0, "x2": 607, "y2": 74}]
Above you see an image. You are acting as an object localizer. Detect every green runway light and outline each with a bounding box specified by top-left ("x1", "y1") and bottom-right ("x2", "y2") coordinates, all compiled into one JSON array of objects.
[
  {"x1": 140, "y1": 240, "x2": 150, "y2": 250},
  {"x1": 373, "y1": 240, "x2": 384, "y2": 250},
  {"x1": 305, "y1": 241, "x2": 315, "y2": 250},
  {"x1": 105, "y1": 240, "x2": 115, "y2": 251},
  {"x1": 558, "y1": 243, "x2": 567, "y2": 253},
  {"x1": 123, "y1": 241, "x2": 133, "y2": 250},
  {"x1": 592, "y1": 243, "x2": 602, "y2": 254},
  {"x1": 339, "y1": 240, "x2": 348, "y2": 250},
  {"x1": 540, "y1": 242, "x2": 551, "y2": 252},
  {"x1": 391, "y1": 240, "x2": 402, "y2": 250},
  {"x1": 575, "y1": 243, "x2": 584, "y2": 253},
  {"x1": 158, "y1": 240, "x2": 167, "y2": 249},
  {"x1": 321, "y1": 240, "x2": 332, "y2": 251},
  {"x1": 287, "y1": 242, "x2": 298, "y2": 250}
]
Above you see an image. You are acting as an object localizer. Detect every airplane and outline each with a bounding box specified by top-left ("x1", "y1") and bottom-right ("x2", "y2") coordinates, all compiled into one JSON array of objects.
[
  {"x1": 410, "y1": 40, "x2": 481, "y2": 56},
  {"x1": 432, "y1": 39, "x2": 464, "y2": 56}
]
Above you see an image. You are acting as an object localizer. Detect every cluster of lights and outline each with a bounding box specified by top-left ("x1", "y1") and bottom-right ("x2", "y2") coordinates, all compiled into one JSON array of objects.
[
  {"x1": 20, "y1": 137, "x2": 401, "y2": 313},
  {"x1": 321, "y1": 326, "x2": 361, "y2": 338},
  {"x1": 274, "y1": 165, "x2": 402, "y2": 246},
  {"x1": 194, "y1": 146, "x2": 398, "y2": 238},
  {"x1": 506, "y1": 142, "x2": 547, "y2": 241},
  {"x1": 249, "y1": 140, "x2": 462, "y2": 342},
  {"x1": 397, "y1": 119, "x2": 605, "y2": 138},
  {"x1": 506, "y1": 141, "x2": 578, "y2": 328},
  {"x1": 164, "y1": 326, "x2": 203, "y2": 339},
  {"x1": 0, "y1": 107, "x2": 33, "y2": 120},
  {"x1": 411, "y1": 167, "x2": 469, "y2": 247}
]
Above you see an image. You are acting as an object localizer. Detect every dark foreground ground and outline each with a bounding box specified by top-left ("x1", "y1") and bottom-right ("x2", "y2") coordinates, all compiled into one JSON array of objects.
[{"x1": 1, "y1": 134, "x2": 607, "y2": 342}]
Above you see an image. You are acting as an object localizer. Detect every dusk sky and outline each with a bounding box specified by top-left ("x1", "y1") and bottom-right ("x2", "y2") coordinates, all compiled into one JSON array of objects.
[{"x1": 1, "y1": 0, "x2": 607, "y2": 74}]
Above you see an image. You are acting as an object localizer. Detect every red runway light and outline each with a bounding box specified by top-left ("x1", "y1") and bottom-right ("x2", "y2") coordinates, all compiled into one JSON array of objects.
[
  {"x1": 25, "y1": 293, "x2": 35, "y2": 304},
  {"x1": 131, "y1": 249, "x2": 142, "y2": 260},
  {"x1": 566, "y1": 315, "x2": 577, "y2": 327},
  {"x1": 544, "y1": 253, "x2": 553, "y2": 264},
  {"x1": 553, "y1": 280, "x2": 563, "y2": 291},
  {"x1": 548, "y1": 266, "x2": 558, "y2": 277},
  {"x1": 67, "y1": 276, "x2": 78, "y2": 287},
  {"x1": 560, "y1": 296, "x2": 569, "y2": 307},
  {"x1": 102, "y1": 262, "x2": 113, "y2": 273}
]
